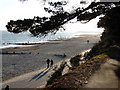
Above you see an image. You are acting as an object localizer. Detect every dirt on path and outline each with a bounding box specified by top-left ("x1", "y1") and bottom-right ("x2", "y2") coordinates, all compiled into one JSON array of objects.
[{"x1": 83, "y1": 59, "x2": 120, "y2": 88}]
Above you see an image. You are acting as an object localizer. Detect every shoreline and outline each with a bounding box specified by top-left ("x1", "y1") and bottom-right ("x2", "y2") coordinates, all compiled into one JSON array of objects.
[
  {"x1": 2, "y1": 34, "x2": 100, "y2": 82},
  {"x1": 0, "y1": 34, "x2": 101, "y2": 50}
]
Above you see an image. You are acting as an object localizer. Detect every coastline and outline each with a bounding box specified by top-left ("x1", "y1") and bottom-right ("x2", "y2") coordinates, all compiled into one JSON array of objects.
[
  {"x1": 2, "y1": 34, "x2": 100, "y2": 82},
  {"x1": 0, "y1": 34, "x2": 101, "y2": 49}
]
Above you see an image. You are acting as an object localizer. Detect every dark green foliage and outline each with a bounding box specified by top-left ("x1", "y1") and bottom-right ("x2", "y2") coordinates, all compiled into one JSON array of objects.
[
  {"x1": 48, "y1": 1, "x2": 67, "y2": 8},
  {"x1": 6, "y1": 1, "x2": 120, "y2": 36},
  {"x1": 107, "y1": 45, "x2": 120, "y2": 61},
  {"x1": 86, "y1": 6, "x2": 120, "y2": 60},
  {"x1": 6, "y1": 19, "x2": 34, "y2": 33},
  {"x1": 98, "y1": 6, "x2": 120, "y2": 42},
  {"x1": 44, "y1": 1, "x2": 68, "y2": 15},
  {"x1": 98, "y1": 6, "x2": 120, "y2": 30},
  {"x1": 70, "y1": 55, "x2": 81, "y2": 69},
  {"x1": 6, "y1": 12, "x2": 70, "y2": 36}
]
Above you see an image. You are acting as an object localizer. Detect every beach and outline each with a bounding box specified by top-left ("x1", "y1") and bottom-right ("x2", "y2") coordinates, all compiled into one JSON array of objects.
[{"x1": 1, "y1": 35, "x2": 100, "y2": 82}]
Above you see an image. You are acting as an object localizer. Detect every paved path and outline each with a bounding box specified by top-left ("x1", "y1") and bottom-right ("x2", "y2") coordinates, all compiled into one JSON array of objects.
[
  {"x1": 1, "y1": 61, "x2": 62, "y2": 89},
  {"x1": 84, "y1": 59, "x2": 120, "y2": 88}
]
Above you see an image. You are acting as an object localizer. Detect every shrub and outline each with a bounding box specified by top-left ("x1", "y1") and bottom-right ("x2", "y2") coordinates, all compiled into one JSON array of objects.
[
  {"x1": 47, "y1": 62, "x2": 66, "y2": 85},
  {"x1": 70, "y1": 55, "x2": 81, "y2": 69}
]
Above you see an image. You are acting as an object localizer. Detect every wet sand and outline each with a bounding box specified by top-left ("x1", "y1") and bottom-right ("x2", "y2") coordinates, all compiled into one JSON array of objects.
[{"x1": 1, "y1": 35, "x2": 100, "y2": 81}]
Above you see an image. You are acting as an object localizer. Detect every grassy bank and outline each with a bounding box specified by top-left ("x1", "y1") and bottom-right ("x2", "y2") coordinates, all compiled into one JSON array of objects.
[{"x1": 44, "y1": 54, "x2": 109, "y2": 89}]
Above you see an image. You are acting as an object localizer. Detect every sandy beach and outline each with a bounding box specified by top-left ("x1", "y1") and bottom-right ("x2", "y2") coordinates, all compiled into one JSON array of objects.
[{"x1": 1, "y1": 35, "x2": 100, "y2": 82}]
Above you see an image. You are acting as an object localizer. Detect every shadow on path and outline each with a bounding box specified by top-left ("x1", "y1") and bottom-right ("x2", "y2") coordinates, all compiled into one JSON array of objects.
[
  {"x1": 36, "y1": 68, "x2": 51, "y2": 80},
  {"x1": 111, "y1": 63, "x2": 120, "y2": 80},
  {"x1": 29, "y1": 68, "x2": 50, "y2": 81}
]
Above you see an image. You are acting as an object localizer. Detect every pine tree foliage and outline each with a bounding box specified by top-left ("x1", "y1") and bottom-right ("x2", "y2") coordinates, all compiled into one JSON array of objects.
[{"x1": 6, "y1": 0, "x2": 120, "y2": 36}]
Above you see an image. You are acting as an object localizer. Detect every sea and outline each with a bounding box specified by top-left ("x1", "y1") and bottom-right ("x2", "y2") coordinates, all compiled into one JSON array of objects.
[
  {"x1": 0, "y1": 30, "x2": 77, "y2": 49},
  {"x1": 0, "y1": 29, "x2": 102, "y2": 49}
]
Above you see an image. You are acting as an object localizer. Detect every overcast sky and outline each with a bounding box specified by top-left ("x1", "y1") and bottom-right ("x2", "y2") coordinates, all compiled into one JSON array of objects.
[
  {"x1": 0, "y1": 0, "x2": 103, "y2": 33},
  {"x1": 0, "y1": 0, "x2": 50, "y2": 30}
]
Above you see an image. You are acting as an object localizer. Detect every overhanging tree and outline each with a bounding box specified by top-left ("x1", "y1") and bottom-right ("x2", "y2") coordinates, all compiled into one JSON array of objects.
[{"x1": 6, "y1": 0, "x2": 120, "y2": 36}]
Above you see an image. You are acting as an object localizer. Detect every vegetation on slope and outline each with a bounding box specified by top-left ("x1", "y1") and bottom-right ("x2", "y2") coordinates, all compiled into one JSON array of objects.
[
  {"x1": 86, "y1": 6, "x2": 120, "y2": 60},
  {"x1": 44, "y1": 54, "x2": 109, "y2": 89},
  {"x1": 43, "y1": 6, "x2": 120, "y2": 89}
]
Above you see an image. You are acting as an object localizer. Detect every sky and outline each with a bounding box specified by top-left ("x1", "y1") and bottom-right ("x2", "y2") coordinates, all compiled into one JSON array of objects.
[
  {"x1": 0, "y1": 0, "x2": 103, "y2": 33},
  {"x1": 0, "y1": 0, "x2": 50, "y2": 30}
]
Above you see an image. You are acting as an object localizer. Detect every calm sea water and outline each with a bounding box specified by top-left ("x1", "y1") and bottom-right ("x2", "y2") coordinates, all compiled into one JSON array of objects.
[
  {"x1": 0, "y1": 28, "x2": 102, "y2": 49},
  {"x1": 0, "y1": 30, "x2": 76, "y2": 48}
]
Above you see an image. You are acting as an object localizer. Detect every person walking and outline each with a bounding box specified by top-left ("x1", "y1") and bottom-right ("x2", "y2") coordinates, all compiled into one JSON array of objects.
[
  {"x1": 87, "y1": 40, "x2": 89, "y2": 44},
  {"x1": 4, "y1": 85, "x2": 9, "y2": 90},
  {"x1": 46, "y1": 59, "x2": 50, "y2": 68},
  {"x1": 63, "y1": 53, "x2": 66, "y2": 57},
  {"x1": 50, "y1": 59, "x2": 53, "y2": 67}
]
